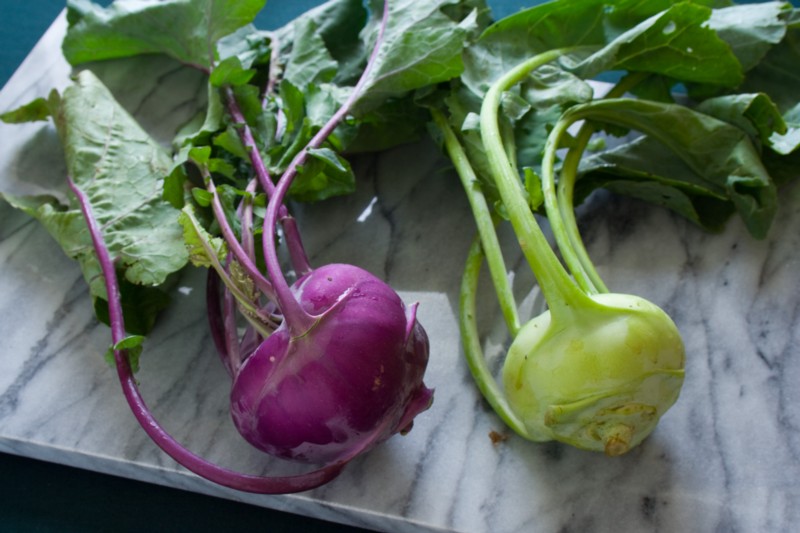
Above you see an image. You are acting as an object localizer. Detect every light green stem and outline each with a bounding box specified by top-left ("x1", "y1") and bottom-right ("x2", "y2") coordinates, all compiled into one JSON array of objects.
[
  {"x1": 541, "y1": 117, "x2": 604, "y2": 294},
  {"x1": 460, "y1": 235, "x2": 532, "y2": 438},
  {"x1": 551, "y1": 73, "x2": 650, "y2": 293},
  {"x1": 552, "y1": 124, "x2": 607, "y2": 293},
  {"x1": 480, "y1": 48, "x2": 596, "y2": 321},
  {"x1": 431, "y1": 109, "x2": 520, "y2": 336}
]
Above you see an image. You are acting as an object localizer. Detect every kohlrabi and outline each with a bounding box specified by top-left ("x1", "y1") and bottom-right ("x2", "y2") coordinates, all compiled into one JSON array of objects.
[
  {"x1": 226, "y1": 11, "x2": 433, "y2": 463},
  {"x1": 0, "y1": 0, "x2": 441, "y2": 494},
  {"x1": 431, "y1": 46, "x2": 688, "y2": 456},
  {"x1": 428, "y1": 0, "x2": 796, "y2": 456},
  {"x1": 435, "y1": 74, "x2": 685, "y2": 454}
]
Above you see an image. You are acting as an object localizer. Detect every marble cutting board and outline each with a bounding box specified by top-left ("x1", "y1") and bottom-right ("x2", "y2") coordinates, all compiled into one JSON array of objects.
[{"x1": 1, "y1": 10, "x2": 799, "y2": 533}]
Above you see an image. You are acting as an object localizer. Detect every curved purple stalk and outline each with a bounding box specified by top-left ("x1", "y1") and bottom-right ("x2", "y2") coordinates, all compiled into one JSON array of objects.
[
  {"x1": 225, "y1": 88, "x2": 311, "y2": 275},
  {"x1": 262, "y1": 0, "x2": 391, "y2": 334},
  {"x1": 222, "y1": 261, "x2": 243, "y2": 372},
  {"x1": 237, "y1": 178, "x2": 258, "y2": 261},
  {"x1": 68, "y1": 175, "x2": 346, "y2": 494},
  {"x1": 206, "y1": 269, "x2": 232, "y2": 375},
  {"x1": 203, "y1": 167, "x2": 276, "y2": 300}
]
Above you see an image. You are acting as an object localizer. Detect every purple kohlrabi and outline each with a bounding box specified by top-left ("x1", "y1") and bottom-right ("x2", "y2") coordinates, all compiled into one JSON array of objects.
[{"x1": 230, "y1": 263, "x2": 433, "y2": 464}]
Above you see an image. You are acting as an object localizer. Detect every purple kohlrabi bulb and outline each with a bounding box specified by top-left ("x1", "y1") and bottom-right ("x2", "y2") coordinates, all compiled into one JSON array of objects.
[{"x1": 230, "y1": 263, "x2": 433, "y2": 464}]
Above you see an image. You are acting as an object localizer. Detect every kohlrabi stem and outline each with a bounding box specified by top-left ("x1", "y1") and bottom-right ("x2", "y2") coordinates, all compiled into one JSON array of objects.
[
  {"x1": 431, "y1": 108, "x2": 520, "y2": 336},
  {"x1": 548, "y1": 73, "x2": 648, "y2": 294},
  {"x1": 225, "y1": 88, "x2": 311, "y2": 275},
  {"x1": 203, "y1": 168, "x2": 276, "y2": 299},
  {"x1": 547, "y1": 122, "x2": 608, "y2": 294},
  {"x1": 67, "y1": 174, "x2": 349, "y2": 494},
  {"x1": 480, "y1": 48, "x2": 597, "y2": 321},
  {"x1": 262, "y1": 0, "x2": 390, "y2": 334},
  {"x1": 238, "y1": 178, "x2": 258, "y2": 261},
  {"x1": 460, "y1": 235, "x2": 532, "y2": 438},
  {"x1": 263, "y1": 30, "x2": 281, "y2": 107},
  {"x1": 206, "y1": 270, "x2": 240, "y2": 377},
  {"x1": 222, "y1": 262, "x2": 243, "y2": 372}
]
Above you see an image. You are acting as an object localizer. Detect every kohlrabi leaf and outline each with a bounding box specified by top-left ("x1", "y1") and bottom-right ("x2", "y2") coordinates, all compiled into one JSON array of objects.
[
  {"x1": 289, "y1": 146, "x2": 356, "y2": 202},
  {"x1": 178, "y1": 203, "x2": 228, "y2": 268},
  {"x1": 273, "y1": 0, "x2": 368, "y2": 82},
  {"x1": 519, "y1": 65, "x2": 594, "y2": 109},
  {"x1": 739, "y1": 22, "x2": 800, "y2": 155},
  {"x1": 173, "y1": 83, "x2": 226, "y2": 149},
  {"x1": 696, "y1": 93, "x2": 787, "y2": 148},
  {"x1": 63, "y1": 0, "x2": 265, "y2": 69},
  {"x1": 462, "y1": 0, "x2": 612, "y2": 94},
  {"x1": 94, "y1": 279, "x2": 172, "y2": 337},
  {"x1": 213, "y1": 127, "x2": 249, "y2": 160},
  {"x1": 762, "y1": 142, "x2": 800, "y2": 186},
  {"x1": 1, "y1": 70, "x2": 186, "y2": 334},
  {"x1": 439, "y1": 85, "x2": 497, "y2": 195},
  {"x1": 55, "y1": 70, "x2": 188, "y2": 291},
  {"x1": 479, "y1": 0, "x2": 607, "y2": 56},
  {"x1": 350, "y1": 0, "x2": 485, "y2": 115},
  {"x1": 576, "y1": 137, "x2": 737, "y2": 233},
  {"x1": 0, "y1": 96, "x2": 51, "y2": 123},
  {"x1": 104, "y1": 334, "x2": 146, "y2": 373},
  {"x1": 706, "y1": 1, "x2": 790, "y2": 73},
  {"x1": 464, "y1": 0, "x2": 742, "y2": 95},
  {"x1": 261, "y1": 80, "x2": 358, "y2": 201},
  {"x1": 209, "y1": 56, "x2": 256, "y2": 87},
  {"x1": 576, "y1": 2, "x2": 743, "y2": 86},
  {"x1": 216, "y1": 25, "x2": 272, "y2": 69},
  {"x1": 281, "y1": 16, "x2": 339, "y2": 90},
  {"x1": 343, "y1": 94, "x2": 429, "y2": 153},
  {"x1": 572, "y1": 98, "x2": 778, "y2": 238}
]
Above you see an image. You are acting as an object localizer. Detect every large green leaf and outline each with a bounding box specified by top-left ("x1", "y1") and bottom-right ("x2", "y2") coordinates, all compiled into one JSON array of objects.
[
  {"x1": 696, "y1": 93, "x2": 787, "y2": 148},
  {"x1": 273, "y1": 0, "x2": 368, "y2": 85},
  {"x1": 281, "y1": 17, "x2": 339, "y2": 89},
  {"x1": 739, "y1": 21, "x2": 800, "y2": 155},
  {"x1": 463, "y1": 0, "x2": 742, "y2": 95},
  {"x1": 2, "y1": 71, "x2": 187, "y2": 317},
  {"x1": 573, "y1": 98, "x2": 778, "y2": 238},
  {"x1": 63, "y1": 0, "x2": 265, "y2": 69},
  {"x1": 706, "y1": 1, "x2": 790, "y2": 72},
  {"x1": 350, "y1": 0, "x2": 485, "y2": 114}
]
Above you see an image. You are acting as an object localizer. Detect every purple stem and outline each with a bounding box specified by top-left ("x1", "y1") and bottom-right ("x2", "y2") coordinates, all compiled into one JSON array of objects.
[
  {"x1": 204, "y1": 169, "x2": 276, "y2": 301},
  {"x1": 263, "y1": 31, "x2": 281, "y2": 107},
  {"x1": 222, "y1": 259, "x2": 243, "y2": 372},
  {"x1": 238, "y1": 178, "x2": 258, "y2": 261},
  {"x1": 67, "y1": 175, "x2": 346, "y2": 494},
  {"x1": 205, "y1": 270, "x2": 232, "y2": 376},
  {"x1": 262, "y1": 0, "x2": 391, "y2": 334},
  {"x1": 279, "y1": 216, "x2": 312, "y2": 276},
  {"x1": 224, "y1": 88, "x2": 311, "y2": 275}
]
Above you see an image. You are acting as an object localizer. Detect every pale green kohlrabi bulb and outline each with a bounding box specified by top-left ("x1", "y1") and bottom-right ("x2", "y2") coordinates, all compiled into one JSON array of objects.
[{"x1": 502, "y1": 293, "x2": 685, "y2": 456}]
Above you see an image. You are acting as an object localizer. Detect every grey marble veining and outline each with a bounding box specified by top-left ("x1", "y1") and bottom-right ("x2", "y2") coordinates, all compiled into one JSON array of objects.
[{"x1": 2, "y1": 13, "x2": 800, "y2": 533}]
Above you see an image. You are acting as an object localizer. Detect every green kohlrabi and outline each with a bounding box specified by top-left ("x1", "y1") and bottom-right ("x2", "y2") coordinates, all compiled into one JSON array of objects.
[
  {"x1": 429, "y1": 0, "x2": 798, "y2": 455},
  {"x1": 434, "y1": 57, "x2": 686, "y2": 454}
]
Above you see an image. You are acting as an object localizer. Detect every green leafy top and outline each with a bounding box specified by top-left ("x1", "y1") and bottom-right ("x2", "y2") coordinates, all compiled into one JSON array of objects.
[
  {"x1": 1, "y1": 70, "x2": 186, "y2": 333},
  {"x1": 63, "y1": 0, "x2": 267, "y2": 69},
  {"x1": 437, "y1": 0, "x2": 799, "y2": 238},
  {"x1": 1, "y1": 0, "x2": 489, "y2": 340}
]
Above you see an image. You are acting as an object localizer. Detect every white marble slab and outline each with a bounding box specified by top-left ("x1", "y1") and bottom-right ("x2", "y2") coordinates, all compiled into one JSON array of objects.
[{"x1": 2, "y1": 12, "x2": 800, "y2": 533}]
